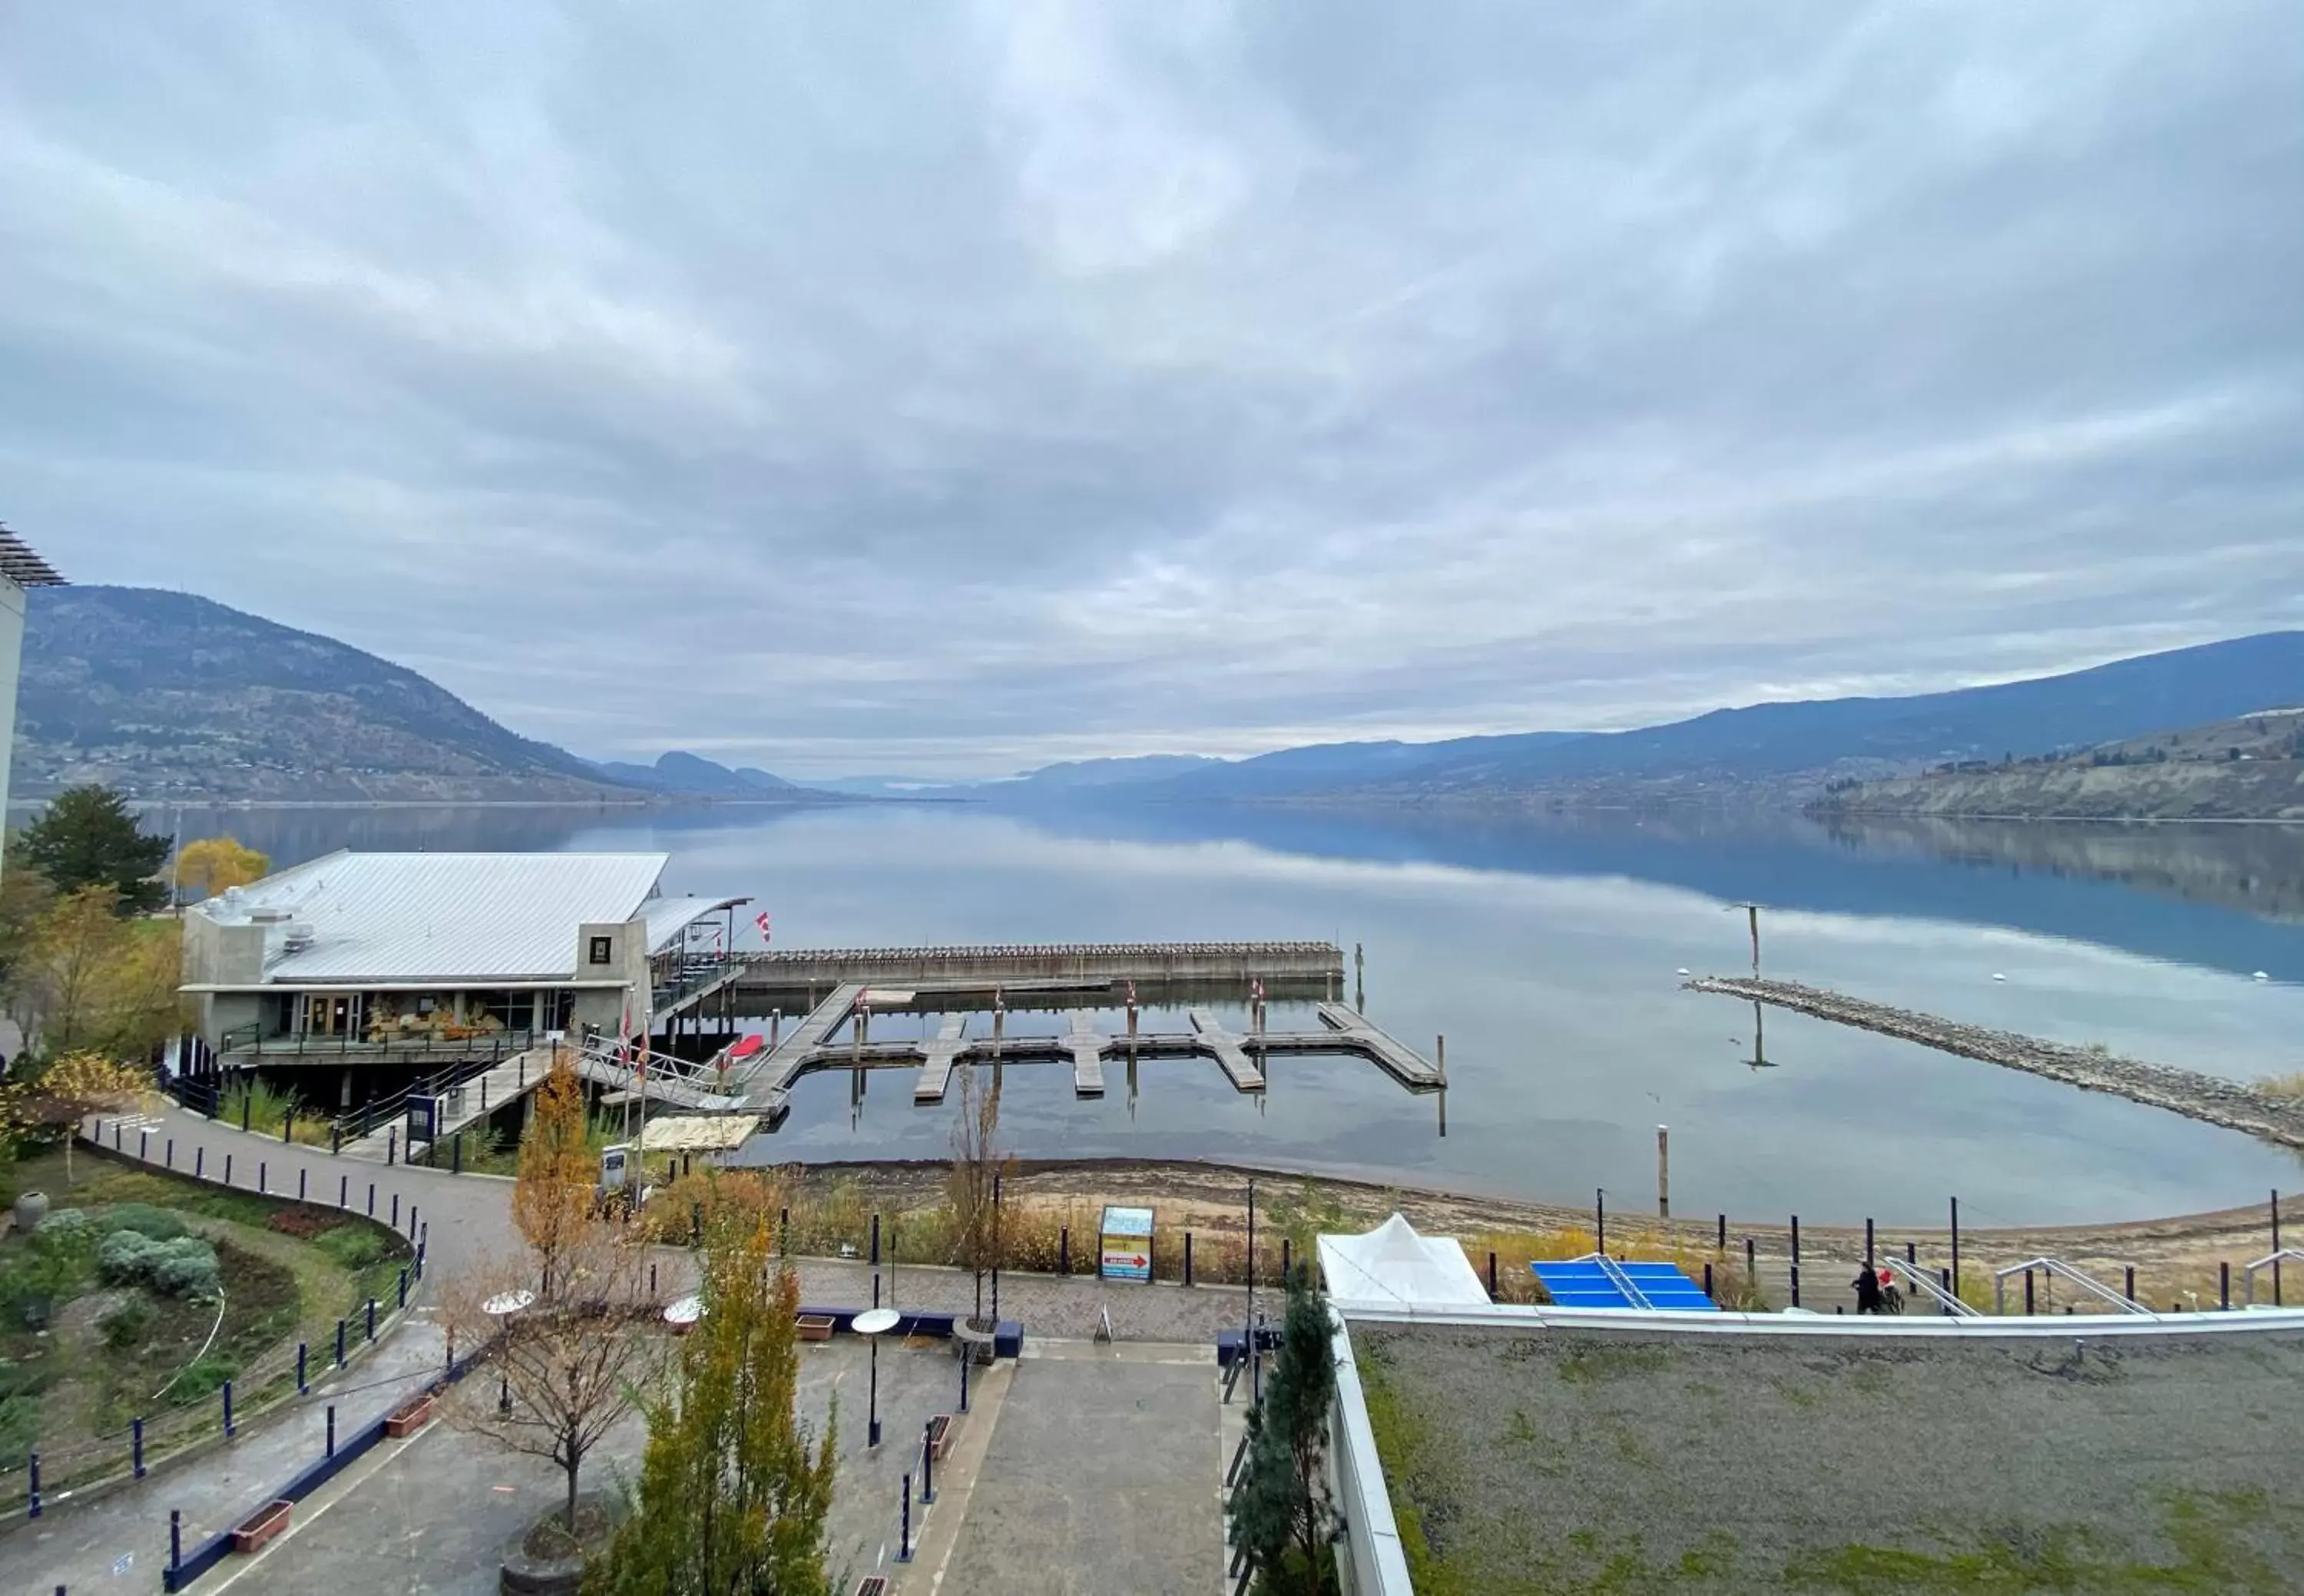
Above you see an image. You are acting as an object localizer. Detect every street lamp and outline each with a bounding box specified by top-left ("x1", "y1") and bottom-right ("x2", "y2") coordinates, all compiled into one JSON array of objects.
[
  {"x1": 855, "y1": 1307, "x2": 899, "y2": 1449},
  {"x1": 484, "y1": 1289, "x2": 534, "y2": 1416}
]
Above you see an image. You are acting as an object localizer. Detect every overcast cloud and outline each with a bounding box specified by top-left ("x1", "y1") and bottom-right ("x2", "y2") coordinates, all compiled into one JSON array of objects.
[{"x1": 4, "y1": 2, "x2": 2301, "y2": 778}]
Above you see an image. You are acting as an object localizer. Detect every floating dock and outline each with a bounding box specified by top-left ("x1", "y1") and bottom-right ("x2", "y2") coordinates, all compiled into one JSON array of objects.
[{"x1": 710, "y1": 941, "x2": 1438, "y2": 1124}]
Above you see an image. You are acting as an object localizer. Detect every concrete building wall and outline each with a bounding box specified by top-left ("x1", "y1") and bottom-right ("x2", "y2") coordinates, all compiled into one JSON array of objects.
[{"x1": 571, "y1": 917, "x2": 650, "y2": 1037}]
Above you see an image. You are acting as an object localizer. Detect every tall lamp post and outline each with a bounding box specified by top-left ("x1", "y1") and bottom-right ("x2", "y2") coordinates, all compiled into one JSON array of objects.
[
  {"x1": 855, "y1": 1306, "x2": 899, "y2": 1449},
  {"x1": 483, "y1": 1289, "x2": 535, "y2": 1416}
]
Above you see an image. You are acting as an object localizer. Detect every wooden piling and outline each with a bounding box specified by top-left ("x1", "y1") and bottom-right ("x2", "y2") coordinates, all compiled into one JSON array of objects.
[{"x1": 1656, "y1": 1125, "x2": 1669, "y2": 1218}]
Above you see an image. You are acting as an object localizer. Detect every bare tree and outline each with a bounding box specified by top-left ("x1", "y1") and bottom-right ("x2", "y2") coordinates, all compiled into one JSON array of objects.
[
  {"x1": 445, "y1": 1222, "x2": 664, "y2": 1532},
  {"x1": 947, "y1": 1064, "x2": 1008, "y2": 1328}
]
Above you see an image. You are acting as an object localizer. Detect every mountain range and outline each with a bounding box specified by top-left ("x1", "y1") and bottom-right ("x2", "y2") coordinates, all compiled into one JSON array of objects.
[{"x1": 12, "y1": 584, "x2": 2302, "y2": 812}]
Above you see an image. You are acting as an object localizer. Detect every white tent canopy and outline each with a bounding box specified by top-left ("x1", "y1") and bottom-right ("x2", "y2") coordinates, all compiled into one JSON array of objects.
[{"x1": 1318, "y1": 1214, "x2": 1491, "y2": 1310}]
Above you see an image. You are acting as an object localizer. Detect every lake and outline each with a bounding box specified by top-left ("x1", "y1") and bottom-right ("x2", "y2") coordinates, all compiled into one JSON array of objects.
[{"x1": 154, "y1": 800, "x2": 2304, "y2": 1227}]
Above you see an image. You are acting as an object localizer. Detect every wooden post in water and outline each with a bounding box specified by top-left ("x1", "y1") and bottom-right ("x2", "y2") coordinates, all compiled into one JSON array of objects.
[{"x1": 1656, "y1": 1125, "x2": 1669, "y2": 1219}]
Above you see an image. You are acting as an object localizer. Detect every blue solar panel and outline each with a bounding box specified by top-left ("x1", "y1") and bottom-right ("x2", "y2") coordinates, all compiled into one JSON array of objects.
[{"x1": 1531, "y1": 1257, "x2": 1720, "y2": 1312}]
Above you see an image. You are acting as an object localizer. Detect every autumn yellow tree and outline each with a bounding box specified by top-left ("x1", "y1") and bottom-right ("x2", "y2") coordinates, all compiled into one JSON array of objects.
[
  {"x1": 0, "y1": 1051, "x2": 157, "y2": 1184},
  {"x1": 5, "y1": 886, "x2": 184, "y2": 1059},
  {"x1": 172, "y1": 837, "x2": 270, "y2": 903},
  {"x1": 514, "y1": 1054, "x2": 598, "y2": 1299}
]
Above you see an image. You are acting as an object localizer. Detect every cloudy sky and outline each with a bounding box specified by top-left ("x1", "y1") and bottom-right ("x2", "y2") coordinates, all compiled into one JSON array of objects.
[{"x1": 4, "y1": 3, "x2": 2300, "y2": 779}]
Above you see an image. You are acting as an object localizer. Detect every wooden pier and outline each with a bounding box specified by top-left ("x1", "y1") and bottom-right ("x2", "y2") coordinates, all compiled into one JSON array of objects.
[
  {"x1": 716, "y1": 955, "x2": 1443, "y2": 1123},
  {"x1": 1687, "y1": 975, "x2": 2304, "y2": 1151},
  {"x1": 729, "y1": 940, "x2": 1344, "y2": 1006}
]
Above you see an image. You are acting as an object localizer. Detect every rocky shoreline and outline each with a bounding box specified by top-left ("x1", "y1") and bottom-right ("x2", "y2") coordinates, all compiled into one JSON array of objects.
[{"x1": 1687, "y1": 974, "x2": 2304, "y2": 1149}]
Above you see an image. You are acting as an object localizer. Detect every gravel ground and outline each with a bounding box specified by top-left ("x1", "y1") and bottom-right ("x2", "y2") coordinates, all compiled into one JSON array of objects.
[{"x1": 1353, "y1": 1322, "x2": 2304, "y2": 1594}]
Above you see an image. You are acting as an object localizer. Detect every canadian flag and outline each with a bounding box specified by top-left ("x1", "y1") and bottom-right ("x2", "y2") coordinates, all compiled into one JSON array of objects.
[{"x1": 755, "y1": 910, "x2": 773, "y2": 944}]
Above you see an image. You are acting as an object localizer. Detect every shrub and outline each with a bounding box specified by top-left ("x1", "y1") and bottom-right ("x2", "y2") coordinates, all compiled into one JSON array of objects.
[
  {"x1": 99, "y1": 1296, "x2": 156, "y2": 1349},
  {"x1": 38, "y1": 1207, "x2": 91, "y2": 1237},
  {"x1": 98, "y1": 1228, "x2": 164, "y2": 1283},
  {"x1": 313, "y1": 1225, "x2": 388, "y2": 1270},
  {"x1": 150, "y1": 1240, "x2": 223, "y2": 1300},
  {"x1": 101, "y1": 1201, "x2": 188, "y2": 1241},
  {"x1": 99, "y1": 1230, "x2": 222, "y2": 1299}
]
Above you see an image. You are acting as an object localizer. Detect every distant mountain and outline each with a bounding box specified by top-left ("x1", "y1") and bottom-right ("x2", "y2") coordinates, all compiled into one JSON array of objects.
[
  {"x1": 1813, "y1": 706, "x2": 2304, "y2": 820},
  {"x1": 12, "y1": 585, "x2": 637, "y2": 803},
  {"x1": 587, "y1": 750, "x2": 818, "y2": 800},
  {"x1": 1133, "y1": 631, "x2": 2304, "y2": 804},
  {"x1": 1012, "y1": 754, "x2": 1223, "y2": 790}
]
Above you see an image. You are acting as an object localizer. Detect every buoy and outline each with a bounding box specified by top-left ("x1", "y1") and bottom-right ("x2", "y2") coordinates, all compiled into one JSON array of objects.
[
  {"x1": 1676, "y1": 968, "x2": 1691, "y2": 977},
  {"x1": 1991, "y1": 973, "x2": 2007, "y2": 982},
  {"x1": 2256, "y1": 971, "x2": 2273, "y2": 982}
]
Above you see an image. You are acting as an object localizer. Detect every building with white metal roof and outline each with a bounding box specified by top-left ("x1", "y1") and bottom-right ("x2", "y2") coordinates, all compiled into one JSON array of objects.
[{"x1": 180, "y1": 850, "x2": 748, "y2": 1068}]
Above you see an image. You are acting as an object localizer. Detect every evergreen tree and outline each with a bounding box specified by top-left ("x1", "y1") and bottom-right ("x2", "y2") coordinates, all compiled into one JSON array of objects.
[
  {"x1": 587, "y1": 1219, "x2": 837, "y2": 1594},
  {"x1": 1230, "y1": 1264, "x2": 1339, "y2": 1594},
  {"x1": 14, "y1": 786, "x2": 170, "y2": 914}
]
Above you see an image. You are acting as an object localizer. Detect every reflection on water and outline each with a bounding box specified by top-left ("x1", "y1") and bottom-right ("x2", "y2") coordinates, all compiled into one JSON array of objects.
[{"x1": 146, "y1": 800, "x2": 2304, "y2": 1224}]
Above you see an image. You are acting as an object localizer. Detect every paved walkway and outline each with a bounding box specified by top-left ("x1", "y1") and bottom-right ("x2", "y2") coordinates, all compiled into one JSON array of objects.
[{"x1": 8, "y1": 1317, "x2": 450, "y2": 1595}]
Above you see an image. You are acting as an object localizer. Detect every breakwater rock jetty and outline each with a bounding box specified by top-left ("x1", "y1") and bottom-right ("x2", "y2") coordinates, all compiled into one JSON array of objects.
[{"x1": 1687, "y1": 975, "x2": 2304, "y2": 1151}]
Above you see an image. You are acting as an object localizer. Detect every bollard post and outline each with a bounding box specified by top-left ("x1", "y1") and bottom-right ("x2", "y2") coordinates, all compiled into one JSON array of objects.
[
  {"x1": 326, "y1": 1406, "x2": 336, "y2": 1459},
  {"x1": 196, "y1": 1146, "x2": 204, "y2": 1178},
  {"x1": 223, "y1": 1379, "x2": 235, "y2": 1438},
  {"x1": 115, "y1": 1121, "x2": 124, "y2": 1150},
  {"x1": 1790, "y1": 1214, "x2": 1800, "y2": 1267},
  {"x1": 2025, "y1": 1269, "x2": 2036, "y2": 1315},
  {"x1": 1950, "y1": 1196, "x2": 1961, "y2": 1297},
  {"x1": 27, "y1": 1450, "x2": 38, "y2": 1518},
  {"x1": 409, "y1": 1204, "x2": 418, "y2": 1240},
  {"x1": 224, "y1": 1153, "x2": 233, "y2": 1186},
  {"x1": 1940, "y1": 1267, "x2": 1952, "y2": 1313},
  {"x1": 336, "y1": 1318, "x2": 346, "y2": 1366},
  {"x1": 242, "y1": 1093, "x2": 253, "y2": 1132},
  {"x1": 339, "y1": 1173, "x2": 347, "y2": 1208},
  {"x1": 367, "y1": 1297, "x2": 377, "y2": 1340},
  {"x1": 872, "y1": 1214, "x2": 882, "y2": 1267},
  {"x1": 452, "y1": 1136, "x2": 462, "y2": 1175},
  {"x1": 134, "y1": 1416, "x2": 146, "y2": 1478},
  {"x1": 1906, "y1": 1240, "x2": 1917, "y2": 1269},
  {"x1": 367, "y1": 1182, "x2": 376, "y2": 1217},
  {"x1": 1488, "y1": 1250, "x2": 1498, "y2": 1300},
  {"x1": 260, "y1": 1160, "x2": 266, "y2": 1194},
  {"x1": 1789, "y1": 1263, "x2": 1801, "y2": 1309},
  {"x1": 388, "y1": 1127, "x2": 396, "y2": 1167},
  {"x1": 650, "y1": 1263, "x2": 658, "y2": 1295},
  {"x1": 898, "y1": 1476, "x2": 913, "y2": 1562},
  {"x1": 399, "y1": 1267, "x2": 409, "y2": 1309},
  {"x1": 167, "y1": 1137, "x2": 174, "y2": 1168},
  {"x1": 922, "y1": 1420, "x2": 936, "y2": 1502},
  {"x1": 1704, "y1": 1261, "x2": 1714, "y2": 1300},
  {"x1": 332, "y1": 1122, "x2": 342, "y2": 1156},
  {"x1": 283, "y1": 1109, "x2": 293, "y2": 1144},
  {"x1": 1060, "y1": 1227, "x2": 1070, "y2": 1275},
  {"x1": 1185, "y1": 1232, "x2": 1194, "y2": 1286},
  {"x1": 2275, "y1": 1189, "x2": 2285, "y2": 1306},
  {"x1": 960, "y1": 1346, "x2": 971, "y2": 1413},
  {"x1": 141, "y1": 1127, "x2": 151, "y2": 1161},
  {"x1": 392, "y1": 1193, "x2": 400, "y2": 1229},
  {"x1": 2221, "y1": 1261, "x2": 2231, "y2": 1310},
  {"x1": 1745, "y1": 1237, "x2": 1756, "y2": 1289},
  {"x1": 299, "y1": 1167, "x2": 307, "y2": 1201},
  {"x1": 172, "y1": 1508, "x2": 183, "y2": 1571},
  {"x1": 297, "y1": 1342, "x2": 308, "y2": 1395}
]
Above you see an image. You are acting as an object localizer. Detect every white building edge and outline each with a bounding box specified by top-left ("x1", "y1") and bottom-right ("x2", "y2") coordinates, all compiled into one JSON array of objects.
[
  {"x1": 0, "y1": 522, "x2": 67, "y2": 873},
  {"x1": 1314, "y1": 1214, "x2": 2304, "y2": 1596}
]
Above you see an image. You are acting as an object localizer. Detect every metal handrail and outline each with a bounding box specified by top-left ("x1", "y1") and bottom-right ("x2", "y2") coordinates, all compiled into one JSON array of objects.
[
  {"x1": 2242, "y1": 1249, "x2": 2304, "y2": 1305},
  {"x1": 1876, "y1": 1255, "x2": 1981, "y2": 1317},
  {"x1": 1587, "y1": 1252, "x2": 1656, "y2": 1311},
  {"x1": 1993, "y1": 1256, "x2": 2153, "y2": 1316}
]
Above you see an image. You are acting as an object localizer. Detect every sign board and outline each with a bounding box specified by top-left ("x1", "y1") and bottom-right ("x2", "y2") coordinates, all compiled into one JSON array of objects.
[
  {"x1": 600, "y1": 1144, "x2": 630, "y2": 1191},
  {"x1": 404, "y1": 1096, "x2": 440, "y2": 1144},
  {"x1": 1099, "y1": 1204, "x2": 1154, "y2": 1283}
]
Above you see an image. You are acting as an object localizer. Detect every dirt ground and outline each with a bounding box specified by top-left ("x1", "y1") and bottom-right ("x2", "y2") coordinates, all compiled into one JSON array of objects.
[{"x1": 775, "y1": 1157, "x2": 2300, "y2": 1308}]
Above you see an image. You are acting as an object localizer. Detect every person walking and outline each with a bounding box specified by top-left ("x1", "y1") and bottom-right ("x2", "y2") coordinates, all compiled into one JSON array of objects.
[{"x1": 1852, "y1": 1264, "x2": 1886, "y2": 1314}]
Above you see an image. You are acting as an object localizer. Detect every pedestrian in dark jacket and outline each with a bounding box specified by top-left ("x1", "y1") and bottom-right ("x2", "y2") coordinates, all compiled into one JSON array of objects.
[{"x1": 1852, "y1": 1267, "x2": 1885, "y2": 1314}]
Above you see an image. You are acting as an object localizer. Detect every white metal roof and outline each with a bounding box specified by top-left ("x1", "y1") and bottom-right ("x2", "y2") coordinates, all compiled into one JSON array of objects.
[
  {"x1": 642, "y1": 895, "x2": 747, "y2": 955},
  {"x1": 196, "y1": 851, "x2": 672, "y2": 984}
]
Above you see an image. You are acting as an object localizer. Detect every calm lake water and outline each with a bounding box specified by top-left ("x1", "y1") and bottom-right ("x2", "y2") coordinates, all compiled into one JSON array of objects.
[{"x1": 157, "y1": 801, "x2": 2304, "y2": 1227}]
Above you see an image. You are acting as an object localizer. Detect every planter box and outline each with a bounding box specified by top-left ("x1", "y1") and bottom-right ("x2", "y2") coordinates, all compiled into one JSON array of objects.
[
  {"x1": 233, "y1": 1498, "x2": 293, "y2": 1554},
  {"x1": 386, "y1": 1392, "x2": 438, "y2": 1437},
  {"x1": 796, "y1": 1314, "x2": 835, "y2": 1343},
  {"x1": 927, "y1": 1412, "x2": 955, "y2": 1461}
]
